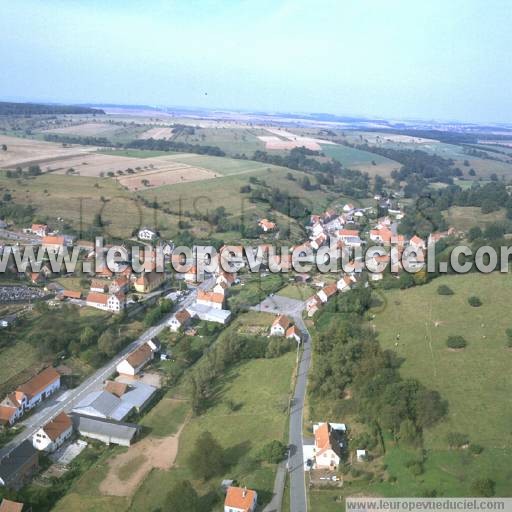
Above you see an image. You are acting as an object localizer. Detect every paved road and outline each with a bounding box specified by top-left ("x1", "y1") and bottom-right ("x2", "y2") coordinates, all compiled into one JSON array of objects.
[
  {"x1": 258, "y1": 295, "x2": 312, "y2": 512},
  {"x1": 0, "y1": 277, "x2": 214, "y2": 460}
]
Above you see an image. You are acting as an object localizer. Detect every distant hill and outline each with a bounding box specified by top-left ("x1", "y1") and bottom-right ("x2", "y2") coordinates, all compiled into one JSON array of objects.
[{"x1": 0, "y1": 101, "x2": 105, "y2": 116}]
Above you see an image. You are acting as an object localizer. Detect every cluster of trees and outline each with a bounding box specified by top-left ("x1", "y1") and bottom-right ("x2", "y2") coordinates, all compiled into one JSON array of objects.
[
  {"x1": 399, "y1": 182, "x2": 512, "y2": 237},
  {"x1": 0, "y1": 101, "x2": 104, "y2": 116},
  {"x1": 351, "y1": 145, "x2": 458, "y2": 187},
  {"x1": 310, "y1": 288, "x2": 447, "y2": 445},
  {"x1": 5, "y1": 164, "x2": 42, "y2": 178},
  {"x1": 249, "y1": 148, "x2": 370, "y2": 198},
  {"x1": 249, "y1": 186, "x2": 309, "y2": 221},
  {"x1": 44, "y1": 134, "x2": 112, "y2": 146},
  {"x1": 126, "y1": 138, "x2": 225, "y2": 156},
  {"x1": 21, "y1": 303, "x2": 131, "y2": 368},
  {"x1": 144, "y1": 298, "x2": 173, "y2": 327},
  {"x1": 0, "y1": 200, "x2": 35, "y2": 226}
]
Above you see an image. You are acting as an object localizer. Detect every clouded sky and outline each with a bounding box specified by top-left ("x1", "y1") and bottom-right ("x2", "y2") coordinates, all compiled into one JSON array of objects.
[{"x1": 1, "y1": 0, "x2": 511, "y2": 123}]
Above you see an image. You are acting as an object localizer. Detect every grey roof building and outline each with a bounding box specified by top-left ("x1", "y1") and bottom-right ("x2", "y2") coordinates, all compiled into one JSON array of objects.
[
  {"x1": 71, "y1": 415, "x2": 139, "y2": 447},
  {"x1": 72, "y1": 391, "x2": 122, "y2": 419},
  {"x1": 0, "y1": 440, "x2": 39, "y2": 489}
]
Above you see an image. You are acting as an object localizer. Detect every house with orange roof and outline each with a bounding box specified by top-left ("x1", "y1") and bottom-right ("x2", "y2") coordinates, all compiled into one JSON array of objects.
[
  {"x1": 32, "y1": 412, "x2": 72, "y2": 452},
  {"x1": 306, "y1": 294, "x2": 322, "y2": 317},
  {"x1": 0, "y1": 498, "x2": 30, "y2": 512},
  {"x1": 313, "y1": 422, "x2": 346, "y2": 470},
  {"x1": 318, "y1": 283, "x2": 337, "y2": 303},
  {"x1": 109, "y1": 275, "x2": 130, "y2": 294},
  {"x1": 337, "y1": 229, "x2": 363, "y2": 247},
  {"x1": 1, "y1": 367, "x2": 60, "y2": 418},
  {"x1": 213, "y1": 280, "x2": 229, "y2": 295},
  {"x1": 286, "y1": 325, "x2": 301, "y2": 343},
  {"x1": 369, "y1": 227, "x2": 392, "y2": 244},
  {"x1": 31, "y1": 223, "x2": 48, "y2": 237},
  {"x1": 86, "y1": 291, "x2": 125, "y2": 313},
  {"x1": 216, "y1": 270, "x2": 236, "y2": 287},
  {"x1": 409, "y1": 235, "x2": 426, "y2": 252},
  {"x1": 42, "y1": 235, "x2": 65, "y2": 253},
  {"x1": 270, "y1": 315, "x2": 291, "y2": 336},
  {"x1": 183, "y1": 265, "x2": 198, "y2": 283},
  {"x1": 61, "y1": 290, "x2": 82, "y2": 300},
  {"x1": 28, "y1": 272, "x2": 44, "y2": 285},
  {"x1": 224, "y1": 486, "x2": 258, "y2": 512},
  {"x1": 258, "y1": 218, "x2": 277, "y2": 232},
  {"x1": 169, "y1": 309, "x2": 192, "y2": 332},
  {"x1": 116, "y1": 343, "x2": 155, "y2": 376},
  {"x1": 336, "y1": 275, "x2": 355, "y2": 293},
  {"x1": 0, "y1": 405, "x2": 18, "y2": 427},
  {"x1": 197, "y1": 290, "x2": 225, "y2": 310}
]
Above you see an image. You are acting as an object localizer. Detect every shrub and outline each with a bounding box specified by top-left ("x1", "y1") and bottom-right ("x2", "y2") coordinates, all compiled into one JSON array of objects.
[
  {"x1": 437, "y1": 285, "x2": 454, "y2": 295},
  {"x1": 446, "y1": 432, "x2": 469, "y2": 448},
  {"x1": 259, "y1": 440, "x2": 288, "y2": 464},
  {"x1": 446, "y1": 336, "x2": 467, "y2": 349},
  {"x1": 469, "y1": 443, "x2": 484, "y2": 455},
  {"x1": 406, "y1": 461, "x2": 424, "y2": 476},
  {"x1": 506, "y1": 328, "x2": 512, "y2": 348},
  {"x1": 468, "y1": 296, "x2": 482, "y2": 307},
  {"x1": 470, "y1": 478, "x2": 495, "y2": 497}
]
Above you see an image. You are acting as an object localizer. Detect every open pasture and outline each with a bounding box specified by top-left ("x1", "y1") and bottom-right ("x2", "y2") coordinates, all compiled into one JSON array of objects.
[{"x1": 44, "y1": 122, "x2": 122, "y2": 136}]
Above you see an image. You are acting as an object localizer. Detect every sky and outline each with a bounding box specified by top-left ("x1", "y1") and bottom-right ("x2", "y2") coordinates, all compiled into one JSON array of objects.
[{"x1": 1, "y1": 0, "x2": 511, "y2": 123}]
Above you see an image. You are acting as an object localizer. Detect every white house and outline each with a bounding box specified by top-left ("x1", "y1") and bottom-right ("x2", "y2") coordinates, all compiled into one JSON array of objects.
[
  {"x1": 313, "y1": 422, "x2": 345, "y2": 470},
  {"x1": 86, "y1": 291, "x2": 125, "y2": 314},
  {"x1": 32, "y1": 412, "x2": 73, "y2": 452},
  {"x1": 138, "y1": 228, "x2": 157, "y2": 241},
  {"x1": 317, "y1": 283, "x2": 337, "y2": 303},
  {"x1": 224, "y1": 486, "x2": 258, "y2": 512},
  {"x1": 1, "y1": 367, "x2": 60, "y2": 420},
  {"x1": 116, "y1": 343, "x2": 154, "y2": 376},
  {"x1": 336, "y1": 275, "x2": 354, "y2": 293},
  {"x1": 409, "y1": 235, "x2": 426, "y2": 252},
  {"x1": 270, "y1": 315, "x2": 291, "y2": 336},
  {"x1": 169, "y1": 309, "x2": 192, "y2": 332},
  {"x1": 356, "y1": 449, "x2": 368, "y2": 461},
  {"x1": 286, "y1": 325, "x2": 301, "y2": 344},
  {"x1": 196, "y1": 290, "x2": 225, "y2": 310}
]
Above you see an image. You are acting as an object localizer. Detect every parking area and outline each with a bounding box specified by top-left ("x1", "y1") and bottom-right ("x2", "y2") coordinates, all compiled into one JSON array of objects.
[{"x1": 251, "y1": 295, "x2": 305, "y2": 316}]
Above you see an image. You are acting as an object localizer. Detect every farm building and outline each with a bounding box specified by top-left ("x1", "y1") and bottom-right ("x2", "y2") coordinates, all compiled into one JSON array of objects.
[{"x1": 71, "y1": 415, "x2": 139, "y2": 447}]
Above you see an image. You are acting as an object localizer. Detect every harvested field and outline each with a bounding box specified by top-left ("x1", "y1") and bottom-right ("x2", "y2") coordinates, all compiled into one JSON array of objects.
[
  {"x1": 99, "y1": 411, "x2": 188, "y2": 497},
  {"x1": 0, "y1": 134, "x2": 95, "y2": 169},
  {"x1": 137, "y1": 127, "x2": 174, "y2": 139},
  {"x1": 258, "y1": 127, "x2": 335, "y2": 151},
  {"x1": 116, "y1": 164, "x2": 216, "y2": 190},
  {"x1": 45, "y1": 153, "x2": 216, "y2": 188}
]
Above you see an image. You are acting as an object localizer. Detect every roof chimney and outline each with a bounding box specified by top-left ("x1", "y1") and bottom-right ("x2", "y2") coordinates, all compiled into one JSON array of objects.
[{"x1": 242, "y1": 487, "x2": 247, "y2": 498}]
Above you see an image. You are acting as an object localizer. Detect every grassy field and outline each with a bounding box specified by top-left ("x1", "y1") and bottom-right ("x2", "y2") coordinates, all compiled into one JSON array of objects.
[
  {"x1": 444, "y1": 206, "x2": 507, "y2": 232},
  {"x1": 372, "y1": 273, "x2": 512, "y2": 449},
  {"x1": 131, "y1": 352, "x2": 296, "y2": 511},
  {"x1": 139, "y1": 398, "x2": 189, "y2": 437},
  {"x1": 277, "y1": 283, "x2": 316, "y2": 301},
  {"x1": 307, "y1": 273, "x2": 512, "y2": 510},
  {"x1": 172, "y1": 127, "x2": 267, "y2": 156},
  {"x1": 321, "y1": 144, "x2": 400, "y2": 177}
]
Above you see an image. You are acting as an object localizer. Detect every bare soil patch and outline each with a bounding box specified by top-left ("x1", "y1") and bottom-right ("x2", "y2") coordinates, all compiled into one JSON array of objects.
[
  {"x1": 138, "y1": 127, "x2": 174, "y2": 140},
  {"x1": 99, "y1": 413, "x2": 188, "y2": 497}
]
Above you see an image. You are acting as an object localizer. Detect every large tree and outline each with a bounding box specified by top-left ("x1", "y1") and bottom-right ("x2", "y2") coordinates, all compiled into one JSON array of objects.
[
  {"x1": 188, "y1": 431, "x2": 225, "y2": 480},
  {"x1": 166, "y1": 480, "x2": 200, "y2": 512}
]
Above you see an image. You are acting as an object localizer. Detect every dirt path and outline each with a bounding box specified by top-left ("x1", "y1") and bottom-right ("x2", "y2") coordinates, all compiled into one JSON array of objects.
[{"x1": 99, "y1": 416, "x2": 189, "y2": 497}]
